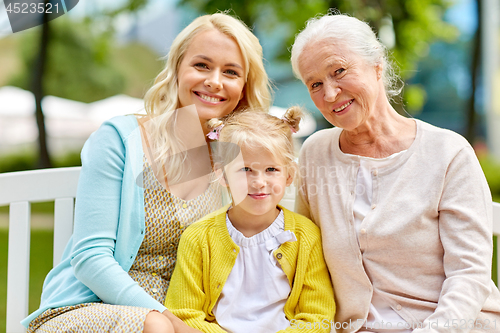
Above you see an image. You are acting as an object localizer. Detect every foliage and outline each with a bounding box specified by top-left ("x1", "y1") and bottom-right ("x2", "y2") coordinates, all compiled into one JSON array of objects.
[
  {"x1": 182, "y1": 0, "x2": 457, "y2": 76},
  {"x1": 479, "y1": 155, "x2": 500, "y2": 203},
  {"x1": 0, "y1": 150, "x2": 81, "y2": 174},
  {"x1": 9, "y1": 18, "x2": 125, "y2": 103},
  {"x1": 111, "y1": 42, "x2": 164, "y2": 98}
]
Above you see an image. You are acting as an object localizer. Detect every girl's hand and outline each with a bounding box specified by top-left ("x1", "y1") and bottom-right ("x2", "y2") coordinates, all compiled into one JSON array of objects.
[{"x1": 162, "y1": 309, "x2": 203, "y2": 333}]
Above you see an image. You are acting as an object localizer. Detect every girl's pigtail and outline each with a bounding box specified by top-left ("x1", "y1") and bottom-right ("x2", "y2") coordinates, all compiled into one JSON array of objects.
[
  {"x1": 282, "y1": 106, "x2": 303, "y2": 133},
  {"x1": 206, "y1": 118, "x2": 225, "y2": 140}
]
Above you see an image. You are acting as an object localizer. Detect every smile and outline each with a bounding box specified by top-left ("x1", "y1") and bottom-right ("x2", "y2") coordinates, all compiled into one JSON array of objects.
[
  {"x1": 248, "y1": 193, "x2": 270, "y2": 200},
  {"x1": 334, "y1": 99, "x2": 353, "y2": 112},
  {"x1": 195, "y1": 92, "x2": 225, "y2": 103}
]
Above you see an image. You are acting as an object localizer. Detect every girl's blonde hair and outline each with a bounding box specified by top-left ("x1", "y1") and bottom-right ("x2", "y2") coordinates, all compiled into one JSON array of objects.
[
  {"x1": 208, "y1": 106, "x2": 303, "y2": 169},
  {"x1": 142, "y1": 13, "x2": 272, "y2": 183}
]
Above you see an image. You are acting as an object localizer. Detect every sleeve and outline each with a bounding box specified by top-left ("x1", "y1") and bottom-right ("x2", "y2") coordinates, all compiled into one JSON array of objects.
[
  {"x1": 70, "y1": 120, "x2": 166, "y2": 312},
  {"x1": 281, "y1": 228, "x2": 336, "y2": 333},
  {"x1": 165, "y1": 228, "x2": 226, "y2": 333},
  {"x1": 413, "y1": 146, "x2": 494, "y2": 333},
  {"x1": 295, "y1": 147, "x2": 312, "y2": 220}
]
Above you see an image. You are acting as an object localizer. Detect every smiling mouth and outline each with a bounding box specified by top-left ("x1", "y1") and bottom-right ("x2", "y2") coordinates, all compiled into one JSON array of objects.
[
  {"x1": 248, "y1": 193, "x2": 269, "y2": 199},
  {"x1": 334, "y1": 99, "x2": 353, "y2": 112},
  {"x1": 195, "y1": 92, "x2": 225, "y2": 103}
]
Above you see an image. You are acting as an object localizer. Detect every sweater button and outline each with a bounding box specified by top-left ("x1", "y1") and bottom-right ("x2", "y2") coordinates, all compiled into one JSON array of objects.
[
  {"x1": 396, "y1": 304, "x2": 402, "y2": 311},
  {"x1": 182, "y1": 203, "x2": 188, "y2": 209},
  {"x1": 373, "y1": 170, "x2": 378, "y2": 176},
  {"x1": 152, "y1": 288, "x2": 158, "y2": 293},
  {"x1": 276, "y1": 253, "x2": 283, "y2": 259}
]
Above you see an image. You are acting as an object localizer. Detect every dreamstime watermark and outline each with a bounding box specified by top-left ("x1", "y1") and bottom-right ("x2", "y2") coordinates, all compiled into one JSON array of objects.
[{"x1": 3, "y1": 0, "x2": 79, "y2": 33}]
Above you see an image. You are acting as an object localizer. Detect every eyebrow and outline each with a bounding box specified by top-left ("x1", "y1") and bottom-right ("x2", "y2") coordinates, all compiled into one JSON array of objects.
[
  {"x1": 194, "y1": 55, "x2": 243, "y2": 70},
  {"x1": 304, "y1": 62, "x2": 338, "y2": 84}
]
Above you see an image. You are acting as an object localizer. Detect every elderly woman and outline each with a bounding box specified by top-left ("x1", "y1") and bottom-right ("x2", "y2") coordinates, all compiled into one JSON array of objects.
[{"x1": 291, "y1": 13, "x2": 500, "y2": 333}]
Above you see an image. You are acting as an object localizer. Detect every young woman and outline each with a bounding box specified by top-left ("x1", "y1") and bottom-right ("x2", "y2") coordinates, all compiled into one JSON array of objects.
[{"x1": 23, "y1": 13, "x2": 271, "y2": 333}]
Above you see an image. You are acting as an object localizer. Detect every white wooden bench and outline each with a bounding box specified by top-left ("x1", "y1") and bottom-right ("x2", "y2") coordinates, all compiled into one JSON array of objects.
[
  {"x1": 1, "y1": 167, "x2": 499, "y2": 333},
  {"x1": 0, "y1": 167, "x2": 81, "y2": 333}
]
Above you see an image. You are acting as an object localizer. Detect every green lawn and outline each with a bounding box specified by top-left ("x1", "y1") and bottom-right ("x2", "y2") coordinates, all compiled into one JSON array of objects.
[{"x1": 0, "y1": 229, "x2": 53, "y2": 333}]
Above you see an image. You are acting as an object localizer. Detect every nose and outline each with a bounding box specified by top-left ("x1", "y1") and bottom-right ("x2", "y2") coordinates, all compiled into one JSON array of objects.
[
  {"x1": 324, "y1": 80, "x2": 340, "y2": 102},
  {"x1": 205, "y1": 71, "x2": 222, "y2": 90},
  {"x1": 250, "y1": 173, "x2": 266, "y2": 189}
]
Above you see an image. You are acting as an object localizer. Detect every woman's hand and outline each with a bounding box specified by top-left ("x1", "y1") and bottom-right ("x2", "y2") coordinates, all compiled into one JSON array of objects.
[{"x1": 162, "y1": 309, "x2": 203, "y2": 333}]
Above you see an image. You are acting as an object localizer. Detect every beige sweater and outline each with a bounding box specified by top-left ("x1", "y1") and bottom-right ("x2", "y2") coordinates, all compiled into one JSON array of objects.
[{"x1": 297, "y1": 119, "x2": 500, "y2": 333}]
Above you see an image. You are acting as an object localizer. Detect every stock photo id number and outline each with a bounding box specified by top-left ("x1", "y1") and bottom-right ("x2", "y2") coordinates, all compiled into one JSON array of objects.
[{"x1": 3, "y1": 0, "x2": 79, "y2": 33}]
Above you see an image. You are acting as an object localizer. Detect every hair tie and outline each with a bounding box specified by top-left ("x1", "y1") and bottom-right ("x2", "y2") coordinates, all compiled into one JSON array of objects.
[
  {"x1": 281, "y1": 117, "x2": 297, "y2": 133},
  {"x1": 206, "y1": 124, "x2": 224, "y2": 140}
]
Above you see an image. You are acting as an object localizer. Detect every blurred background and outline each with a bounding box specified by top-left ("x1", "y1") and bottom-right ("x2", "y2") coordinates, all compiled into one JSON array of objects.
[{"x1": 1, "y1": 0, "x2": 500, "y2": 330}]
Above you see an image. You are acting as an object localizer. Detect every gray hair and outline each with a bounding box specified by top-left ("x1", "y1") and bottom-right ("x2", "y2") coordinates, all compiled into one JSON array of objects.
[{"x1": 290, "y1": 12, "x2": 402, "y2": 99}]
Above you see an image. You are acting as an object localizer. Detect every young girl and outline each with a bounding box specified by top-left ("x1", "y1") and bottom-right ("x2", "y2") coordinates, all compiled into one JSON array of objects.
[{"x1": 165, "y1": 108, "x2": 335, "y2": 332}]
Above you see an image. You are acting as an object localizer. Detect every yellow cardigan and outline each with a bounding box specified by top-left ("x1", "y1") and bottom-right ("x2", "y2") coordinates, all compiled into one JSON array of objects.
[{"x1": 165, "y1": 205, "x2": 335, "y2": 333}]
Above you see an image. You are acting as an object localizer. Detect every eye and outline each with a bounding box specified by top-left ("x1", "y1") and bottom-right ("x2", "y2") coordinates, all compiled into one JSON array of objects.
[
  {"x1": 311, "y1": 82, "x2": 322, "y2": 89},
  {"x1": 266, "y1": 167, "x2": 279, "y2": 172},
  {"x1": 240, "y1": 167, "x2": 251, "y2": 172},
  {"x1": 335, "y1": 68, "x2": 345, "y2": 75},
  {"x1": 194, "y1": 63, "x2": 209, "y2": 69},
  {"x1": 224, "y1": 69, "x2": 240, "y2": 76}
]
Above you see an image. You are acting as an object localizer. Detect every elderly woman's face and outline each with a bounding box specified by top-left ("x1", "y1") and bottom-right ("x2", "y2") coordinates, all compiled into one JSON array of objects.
[{"x1": 298, "y1": 39, "x2": 383, "y2": 131}]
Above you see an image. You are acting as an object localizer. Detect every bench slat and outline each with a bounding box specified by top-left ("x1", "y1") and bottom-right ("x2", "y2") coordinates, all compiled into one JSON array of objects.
[{"x1": 6, "y1": 202, "x2": 31, "y2": 333}]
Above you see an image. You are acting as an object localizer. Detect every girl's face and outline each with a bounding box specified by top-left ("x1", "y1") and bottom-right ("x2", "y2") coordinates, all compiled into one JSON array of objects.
[
  {"x1": 221, "y1": 146, "x2": 293, "y2": 222},
  {"x1": 177, "y1": 29, "x2": 246, "y2": 130}
]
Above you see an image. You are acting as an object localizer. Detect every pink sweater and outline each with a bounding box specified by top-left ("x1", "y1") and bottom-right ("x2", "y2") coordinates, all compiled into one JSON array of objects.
[{"x1": 297, "y1": 119, "x2": 500, "y2": 333}]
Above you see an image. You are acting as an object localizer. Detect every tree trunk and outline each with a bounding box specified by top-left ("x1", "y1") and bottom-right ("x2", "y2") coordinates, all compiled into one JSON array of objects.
[
  {"x1": 32, "y1": 6, "x2": 52, "y2": 168},
  {"x1": 465, "y1": 0, "x2": 482, "y2": 143}
]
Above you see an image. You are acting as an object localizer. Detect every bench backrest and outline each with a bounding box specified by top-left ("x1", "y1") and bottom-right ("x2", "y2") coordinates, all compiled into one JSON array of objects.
[
  {"x1": 0, "y1": 167, "x2": 81, "y2": 333},
  {"x1": 1, "y1": 168, "x2": 499, "y2": 333}
]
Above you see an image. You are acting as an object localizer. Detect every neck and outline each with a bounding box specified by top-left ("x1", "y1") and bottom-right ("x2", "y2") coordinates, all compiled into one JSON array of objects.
[
  {"x1": 227, "y1": 206, "x2": 280, "y2": 238},
  {"x1": 340, "y1": 100, "x2": 415, "y2": 158}
]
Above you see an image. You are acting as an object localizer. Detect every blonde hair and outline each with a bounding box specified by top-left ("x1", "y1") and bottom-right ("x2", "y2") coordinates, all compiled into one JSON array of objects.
[
  {"x1": 142, "y1": 13, "x2": 272, "y2": 183},
  {"x1": 209, "y1": 106, "x2": 303, "y2": 169}
]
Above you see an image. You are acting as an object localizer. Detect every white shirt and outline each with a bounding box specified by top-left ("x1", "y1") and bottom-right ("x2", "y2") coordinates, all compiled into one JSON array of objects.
[
  {"x1": 213, "y1": 211, "x2": 297, "y2": 333},
  {"x1": 353, "y1": 151, "x2": 411, "y2": 333}
]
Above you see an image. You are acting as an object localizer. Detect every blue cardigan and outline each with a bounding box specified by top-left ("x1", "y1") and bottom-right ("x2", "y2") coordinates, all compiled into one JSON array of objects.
[{"x1": 23, "y1": 115, "x2": 167, "y2": 327}]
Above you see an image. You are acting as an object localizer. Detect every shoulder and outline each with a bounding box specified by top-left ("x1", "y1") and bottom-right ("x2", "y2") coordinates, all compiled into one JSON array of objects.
[
  {"x1": 301, "y1": 127, "x2": 340, "y2": 151},
  {"x1": 182, "y1": 205, "x2": 229, "y2": 240},
  {"x1": 417, "y1": 119, "x2": 471, "y2": 151},
  {"x1": 282, "y1": 208, "x2": 321, "y2": 243},
  {"x1": 99, "y1": 115, "x2": 139, "y2": 140}
]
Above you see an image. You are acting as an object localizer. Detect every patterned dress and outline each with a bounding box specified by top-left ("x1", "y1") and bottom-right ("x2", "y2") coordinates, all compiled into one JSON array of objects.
[{"x1": 28, "y1": 157, "x2": 223, "y2": 332}]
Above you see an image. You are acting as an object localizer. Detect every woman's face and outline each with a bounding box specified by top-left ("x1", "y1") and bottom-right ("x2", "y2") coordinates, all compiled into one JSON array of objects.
[
  {"x1": 298, "y1": 39, "x2": 383, "y2": 131},
  {"x1": 177, "y1": 29, "x2": 246, "y2": 126}
]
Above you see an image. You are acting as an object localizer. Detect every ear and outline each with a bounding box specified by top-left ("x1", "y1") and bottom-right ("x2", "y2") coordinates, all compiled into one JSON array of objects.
[
  {"x1": 286, "y1": 166, "x2": 296, "y2": 187},
  {"x1": 215, "y1": 167, "x2": 229, "y2": 187},
  {"x1": 375, "y1": 63, "x2": 383, "y2": 80},
  {"x1": 239, "y1": 86, "x2": 245, "y2": 101}
]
